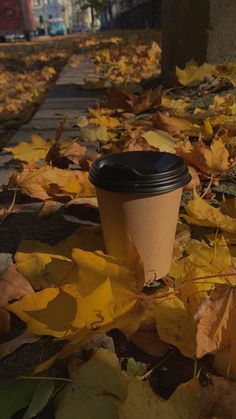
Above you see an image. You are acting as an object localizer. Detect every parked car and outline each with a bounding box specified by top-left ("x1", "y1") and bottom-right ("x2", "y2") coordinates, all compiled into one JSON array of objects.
[
  {"x1": 48, "y1": 21, "x2": 67, "y2": 36},
  {"x1": 0, "y1": 0, "x2": 35, "y2": 42}
]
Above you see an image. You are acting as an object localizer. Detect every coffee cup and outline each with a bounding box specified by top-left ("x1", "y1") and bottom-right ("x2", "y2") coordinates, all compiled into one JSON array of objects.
[{"x1": 89, "y1": 151, "x2": 190, "y2": 283}]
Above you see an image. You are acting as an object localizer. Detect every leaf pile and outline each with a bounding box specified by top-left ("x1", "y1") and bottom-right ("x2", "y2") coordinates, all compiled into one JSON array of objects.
[{"x1": 0, "y1": 49, "x2": 68, "y2": 131}]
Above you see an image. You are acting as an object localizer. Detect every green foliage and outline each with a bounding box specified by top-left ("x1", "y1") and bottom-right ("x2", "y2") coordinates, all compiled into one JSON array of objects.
[{"x1": 0, "y1": 379, "x2": 38, "y2": 419}]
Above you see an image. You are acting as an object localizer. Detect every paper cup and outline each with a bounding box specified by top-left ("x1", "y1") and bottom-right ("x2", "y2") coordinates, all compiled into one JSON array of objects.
[{"x1": 89, "y1": 151, "x2": 190, "y2": 283}]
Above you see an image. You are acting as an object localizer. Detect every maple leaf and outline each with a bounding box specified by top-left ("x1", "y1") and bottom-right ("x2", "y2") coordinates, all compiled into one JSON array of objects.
[
  {"x1": 0, "y1": 265, "x2": 34, "y2": 306},
  {"x1": 10, "y1": 248, "x2": 142, "y2": 340},
  {"x1": 202, "y1": 138, "x2": 229, "y2": 172},
  {"x1": 183, "y1": 190, "x2": 236, "y2": 233},
  {"x1": 4, "y1": 134, "x2": 50, "y2": 163},
  {"x1": 196, "y1": 284, "x2": 236, "y2": 380},
  {"x1": 170, "y1": 235, "x2": 236, "y2": 311},
  {"x1": 176, "y1": 137, "x2": 229, "y2": 176},
  {"x1": 16, "y1": 225, "x2": 104, "y2": 289},
  {"x1": 176, "y1": 60, "x2": 215, "y2": 86},
  {"x1": 88, "y1": 107, "x2": 120, "y2": 129},
  {"x1": 151, "y1": 112, "x2": 197, "y2": 136},
  {"x1": 54, "y1": 348, "x2": 203, "y2": 419},
  {"x1": 9, "y1": 165, "x2": 95, "y2": 201}
]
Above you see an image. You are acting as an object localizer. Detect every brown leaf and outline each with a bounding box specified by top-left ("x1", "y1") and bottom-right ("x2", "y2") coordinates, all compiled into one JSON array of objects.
[
  {"x1": 200, "y1": 375, "x2": 236, "y2": 417},
  {"x1": 62, "y1": 142, "x2": 88, "y2": 164},
  {"x1": 0, "y1": 308, "x2": 10, "y2": 333},
  {"x1": 196, "y1": 284, "x2": 236, "y2": 379},
  {"x1": 176, "y1": 138, "x2": 210, "y2": 176},
  {"x1": 185, "y1": 166, "x2": 201, "y2": 189},
  {"x1": 9, "y1": 165, "x2": 95, "y2": 202},
  {"x1": 152, "y1": 112, "x2": 195, "y2": 136},
  {"x1": 107, "y1": 87, "x2": 133, "y2": 112},
  {"x1": 0, "y1": 265, "x2": 34, "y2": 307}
]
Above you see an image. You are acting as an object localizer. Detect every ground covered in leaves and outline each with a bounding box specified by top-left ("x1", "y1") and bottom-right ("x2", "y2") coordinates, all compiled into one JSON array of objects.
[{"x1": 0, "y1": 31, "x2": 236, "y2": 418}]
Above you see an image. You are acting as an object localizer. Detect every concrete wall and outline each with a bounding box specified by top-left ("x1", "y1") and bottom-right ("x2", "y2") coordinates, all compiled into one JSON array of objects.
[{"x1": 207, "y1": 0, "x2": 236, "y2": 63}]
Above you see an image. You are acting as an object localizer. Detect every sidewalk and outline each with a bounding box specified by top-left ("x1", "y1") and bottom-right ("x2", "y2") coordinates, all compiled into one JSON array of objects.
[{"x1": 0, "y1": 55, "x2": 104, "y2": 185}]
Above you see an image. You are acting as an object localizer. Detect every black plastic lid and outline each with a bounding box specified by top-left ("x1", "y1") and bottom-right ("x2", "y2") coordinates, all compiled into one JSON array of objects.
[{"x1": 89, "y1": 151, "x2": 191, "y2": 194}]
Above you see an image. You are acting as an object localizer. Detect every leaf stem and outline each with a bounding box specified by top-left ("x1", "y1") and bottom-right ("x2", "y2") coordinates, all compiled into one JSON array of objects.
[{"x1": 17, "y1": 375, "x2": 72, "y2": 383}]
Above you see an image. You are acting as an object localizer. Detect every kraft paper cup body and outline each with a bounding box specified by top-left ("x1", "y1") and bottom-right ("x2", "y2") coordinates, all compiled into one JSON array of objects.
[
  {"x1": 89, "y1": 151, "x2": 191, "y2": 284},
  {"x1": 96, "y1": 187, "x2": 182, "y2": 283}
]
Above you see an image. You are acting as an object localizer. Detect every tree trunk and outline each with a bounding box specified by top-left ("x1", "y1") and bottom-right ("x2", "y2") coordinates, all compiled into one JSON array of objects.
[{"x1": 161, "y1": 0, "x2": 210, "y2": 85}]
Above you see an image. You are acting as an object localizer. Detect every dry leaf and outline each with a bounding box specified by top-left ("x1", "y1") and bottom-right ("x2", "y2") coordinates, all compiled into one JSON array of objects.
[
  {"x1": 152, "y1": 112, "x2": 196, "y2": 136},
  {"x1": 200, "y1": 375, "x2": 236, "y2": 417},
  {"x1": 184, "y1": 190, "x2": 236, "y2": 233},
  {"x1": 0, "y1": 265, "x2": 34, "y2": 306},
  {"x1": 176, "y1": 60, "x2": 215, "y2": 86},
  {"x1": 142, "y1": 130, "x2": 177, "y2": 153},
  {"x1": 9, "y1": 165, "x2": 95, "y2": 201},
  {"x1": 16, "y1": 225, "x2": 104, "y2": 289},
  {"x1": 196, "y1": 284, "x2": 236, "y2": 379},
  {"x1": 4, "y1": 134, "x2": 50, "y2": 163}
]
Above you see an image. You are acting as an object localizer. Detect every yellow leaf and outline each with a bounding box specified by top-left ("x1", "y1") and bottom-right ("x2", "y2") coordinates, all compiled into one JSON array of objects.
[
  {"x1": 170, "y1": 236, "x2": 235, "y2": 311},
  {"x1": 9, "y1": 165, "x2": 95, "y2": 201},
  {"x1": 80, "y1": 125, "x2": 110, "y2": 144},
  {"x1": 9, "y1": 287, "x2": 76, "y2": 338},
  {"x1": 150, "y1": 289, "x2": 197, "y2": 357},
  {"x1": 4, "y1": 134, "x2": 50, "y2": 163},
  {"x1": 16, "y1": 225, "x2": 104, "y2": 289},
  {"x1": 203, "y1": 118, "x2": 213, "y2": 136},
  {"x1": 184, "y1": 191, "x2": 236, "y2": 233},
  {"x1": 142, "y1": 130, "x2": 177, "y2": 153},
  {"x1": 176, "y1": 60, "x2": 215, "y2": 86},
  {"x1": 120, "y1": 374, "x2": 202, "y2": 419},
  {"x1": 202, "y1": 138, "x2": 229, "y2": 172},
  {"x1": 11, "y1": 248, "x2": 141, "y2": 341}
]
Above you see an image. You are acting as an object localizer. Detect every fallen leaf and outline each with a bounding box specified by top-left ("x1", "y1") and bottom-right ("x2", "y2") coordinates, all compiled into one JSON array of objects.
[
  {"x1": 4, "y1": 134, "x2": 50, "y2": 163},
  {"x1": 10, "y1": 248, "x2": 141, "y2": 339},
  {"x1": 54, "y1": 348, "x2": 203, "y2": 419},
  {"x1": 150, "y1": 289, "x2": 197, "y2": 357},
  {"x1": 0, "y1": 308, "x2": 10, "y2": 333},
  {"x1": 196, "y1": 284, "x2": 236, "y2": 379},
  {"x1": 170, "y1": 235, "x2": 236, "y2": 311},
  {"x1": 184, "y1": 190, "x2": 236, "y2": 233},
  {"x1": 200, "y1": 375, "x2": 236, "y2": 417},
  {"x1": 131, "y1": 328, "x2": 168, "y2": 357},
  {"x1": 0, "y1": 265, "x2": 34, "y2": 306},
  {"x1": 185, "y1": 166, "x2": 201, "y2": 189},
  {"x1": 54, "y1": 349, "x2": 127, "y2": 419},
  {"x1": 152, "y1": 112, "x2": 196, "y2": 136},
  {"x1": 142, "y1": 130, "x2": 177, "y2": 153},
  {"x1": 202, "y1": 138, "x2": 229, "y2": 172},
  {"x1": 176, "y1": 60, "x2": 215, "y2": 86},
  {"x1": 9, "y1": 165, "x2": 95, "y2": 201},
  {"x1": 15, "y1": 225, "x2": 104, "y2": 289}
]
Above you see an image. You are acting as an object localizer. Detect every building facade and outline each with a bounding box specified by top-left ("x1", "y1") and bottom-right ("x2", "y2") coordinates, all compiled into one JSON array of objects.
[{"x1": 32, "y1": 0, "x2": 74, "y2": 33}]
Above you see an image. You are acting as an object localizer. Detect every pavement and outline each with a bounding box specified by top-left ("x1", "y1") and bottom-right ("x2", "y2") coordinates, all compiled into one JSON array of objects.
[{"x1": 0, "y1": 54, "x2": 105, "y2": 185}]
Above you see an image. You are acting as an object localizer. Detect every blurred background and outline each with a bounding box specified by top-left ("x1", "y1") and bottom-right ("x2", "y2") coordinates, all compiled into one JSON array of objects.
[{"x1": 0, "y1": 0, "x2": 162, "y2": 42}]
